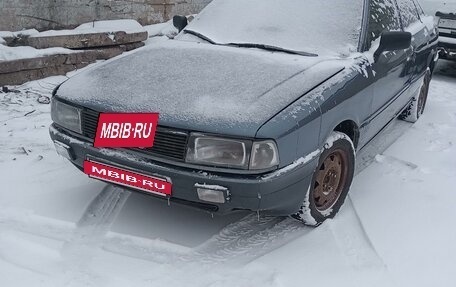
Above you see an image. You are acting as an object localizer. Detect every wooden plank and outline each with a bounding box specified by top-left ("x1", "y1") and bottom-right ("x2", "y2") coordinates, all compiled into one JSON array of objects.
[
  {"x1": 0, "y1": 51, "x2": 98, "y2": 74},
  {"x1": 84, "y1": 42, "x2": 146, "y2": 60},
  {"x1": 0, "y1": 64, "x2": 90, "y2": 86},
  {"x1": 25, "y1": 31, "x2": 148, "y2": 49},
  {"x1": 0, "y1": 38, "x2": 146, "y2": 86}
]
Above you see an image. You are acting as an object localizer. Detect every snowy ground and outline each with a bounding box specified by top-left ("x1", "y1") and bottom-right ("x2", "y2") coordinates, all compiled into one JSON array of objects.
[{"x1": 0, "y1": 60, "x2": 455, "y2": 287}]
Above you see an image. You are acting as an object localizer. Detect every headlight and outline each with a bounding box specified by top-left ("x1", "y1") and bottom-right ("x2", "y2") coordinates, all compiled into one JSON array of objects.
[
  {"x1": 186, "y1": 134, "x2": 251, "y2": 169},
  {"x1": 186, "y1": 134, "x2": 279, "y2": 170},
  {"x1": 51, "y1": 98, "x2": 82, "y2": 133}
]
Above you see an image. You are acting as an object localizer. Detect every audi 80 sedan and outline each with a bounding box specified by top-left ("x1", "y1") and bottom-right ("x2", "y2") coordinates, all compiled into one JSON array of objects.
[{"x1": 50, "y1": 0, "x2": 438, "y2": 225}]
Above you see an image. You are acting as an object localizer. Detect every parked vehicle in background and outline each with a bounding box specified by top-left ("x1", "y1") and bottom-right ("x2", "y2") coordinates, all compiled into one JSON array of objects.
[
  {"x1": 50, "y1": 0, "x2": 438, "y2": 226},
  {"x1": 420, "y1": 0, "x2": 456, "y2": 15},
  {"x1": 420, "y1": 1, "x2": 456, "y2": 59}
]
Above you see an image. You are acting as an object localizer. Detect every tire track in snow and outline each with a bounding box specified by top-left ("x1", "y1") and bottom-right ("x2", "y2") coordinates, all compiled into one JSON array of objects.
[
  {"x1": 0, "y1": 210, "x2": 74, "y2": 275},
  {"x1": 0, "y1": 184, "x2": 385, "y2": 273},
  {"x1": 101, "y1": 199, "x2": 384, "y2": 268},
  {"x1": 0, "y1": 210, "x2": 74, "y2": 242},
  {"x1": 327, "y1": 196, "x2": 386, "y2": 270},
  {"x1": 186, "y1": 214, "x2": 310, "y2": 265},
  {"x1": 101, "y1": 213, "x2": 308, "y2": 266},
  {"x1": 101, "y1": 232, "x2": 191, "y2": 264},
  {"x1": 62, "y1": 185, "x2": 130, "y2": 252},
  {"x1": 58, "y1": 185, "x2": 130, "y2": 286},
  {"x1": 106, "y1": 214, "x2": 307, "y2": 287},
  {"x1": 101, "y1": 213, "x2": 287, "y2": 264}
]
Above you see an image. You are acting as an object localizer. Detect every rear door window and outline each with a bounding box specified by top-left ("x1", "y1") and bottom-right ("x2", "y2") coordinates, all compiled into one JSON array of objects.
[
  {"x1": 367, "y1": 0, "x2": 402, "y2": 48},
  {"x1": 396, "y1": 0, "x2": 421, "y2": 27},
  {"x1": 412, "y1": 0, "x2": 425, "y2": 16}
]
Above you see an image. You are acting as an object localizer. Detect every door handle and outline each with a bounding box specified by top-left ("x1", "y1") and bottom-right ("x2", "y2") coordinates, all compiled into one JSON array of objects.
[{"x1": 406, "y1": 46, "x2": 416, "y2": 62}]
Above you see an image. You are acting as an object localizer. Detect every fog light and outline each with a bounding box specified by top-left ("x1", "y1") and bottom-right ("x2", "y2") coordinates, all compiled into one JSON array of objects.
[
  {"x1": 195, "y1": 184, "x2": 228, "y2": 204},
  {"x1": 54, "y1": 141, "x2": 73, "y2": 160}
]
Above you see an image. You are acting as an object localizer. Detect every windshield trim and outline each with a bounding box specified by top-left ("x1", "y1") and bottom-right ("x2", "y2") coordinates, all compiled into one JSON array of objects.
[
  {"x1": 226, "y1": 43, "x2": 318, "y2": 57},
  {"x1": 184, "y1": 29, "x2": 319, "y2": 57},
  {"x1": 184, "y1": 29, "x2": 217, "y2": 44}
]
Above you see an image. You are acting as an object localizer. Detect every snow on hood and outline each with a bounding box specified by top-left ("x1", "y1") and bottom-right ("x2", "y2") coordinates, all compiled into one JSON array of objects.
[
  {"x1": 57, "y1": 39, "x2": 344, "y2": 137},
  {"x1": 185, "y1": 0, "x2": 364, "y2": 56}
]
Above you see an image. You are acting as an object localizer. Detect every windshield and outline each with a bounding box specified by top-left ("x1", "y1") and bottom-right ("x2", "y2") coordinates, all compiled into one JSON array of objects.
[{"x1": 184, "y1": 0, "x2": 365, "y2": 56}]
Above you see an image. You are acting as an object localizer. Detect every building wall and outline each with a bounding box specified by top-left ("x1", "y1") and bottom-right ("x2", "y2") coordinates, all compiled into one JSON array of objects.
[{"x1": 0, "y1": 0, "x2": 212, "y2": 32}]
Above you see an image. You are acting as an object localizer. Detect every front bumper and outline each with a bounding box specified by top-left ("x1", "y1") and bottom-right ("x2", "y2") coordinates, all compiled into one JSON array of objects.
[{"x1": 50, "y1": 124, "x2": 318, "y2": 216}]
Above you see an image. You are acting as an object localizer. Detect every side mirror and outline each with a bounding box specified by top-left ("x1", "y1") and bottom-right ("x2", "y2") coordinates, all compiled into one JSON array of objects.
[
  {"x1": 173, "y1": 15, "x2": 188, "y2": 33},
  {"x1": 374, "y1": 31, "x2": 412, "y2": 62}
]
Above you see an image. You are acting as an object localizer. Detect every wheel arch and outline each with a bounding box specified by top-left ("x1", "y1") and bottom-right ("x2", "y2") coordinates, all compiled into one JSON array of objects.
[{"x1": 330, "y1": 120, "x2": 360, "y2": 149}]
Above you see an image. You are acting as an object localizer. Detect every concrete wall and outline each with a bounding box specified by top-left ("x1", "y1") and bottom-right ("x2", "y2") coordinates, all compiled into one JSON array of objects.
[{"x1": 0, "y1": 0, "x2": 212, "y2": 32}]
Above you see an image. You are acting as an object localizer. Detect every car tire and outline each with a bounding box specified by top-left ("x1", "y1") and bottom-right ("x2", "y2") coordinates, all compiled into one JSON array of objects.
[
  {"x1": 399, "y1": 69, "x2": 431, "y2": 123},
  {"x1": 292, "y1": 131, "x2": 355, "y2": 226}
]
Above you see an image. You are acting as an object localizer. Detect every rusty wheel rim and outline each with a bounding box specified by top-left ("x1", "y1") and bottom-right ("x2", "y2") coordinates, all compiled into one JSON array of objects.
[{"x1": 313, "y1": 149, "x2": 348, "y2": 213}]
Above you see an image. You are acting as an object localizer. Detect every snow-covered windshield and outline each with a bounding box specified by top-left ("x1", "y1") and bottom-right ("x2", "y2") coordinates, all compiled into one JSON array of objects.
[{"x1": 183, "y1": 0, "x2": 365, "y2": 56}]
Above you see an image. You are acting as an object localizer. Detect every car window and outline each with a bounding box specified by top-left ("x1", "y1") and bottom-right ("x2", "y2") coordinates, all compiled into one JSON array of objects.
[
  {"x1": 367, "y1": 0, "x2": 402, "y2": 49},
  {"x1": 184, "y1": 0, "x2": 365, "y2": 56},
  {"x1": 413, "y1": 0, "x2": 425, "y2": 16},
  {"x1": 396, "y1": 0, "x2": 421, "y2": 27}
]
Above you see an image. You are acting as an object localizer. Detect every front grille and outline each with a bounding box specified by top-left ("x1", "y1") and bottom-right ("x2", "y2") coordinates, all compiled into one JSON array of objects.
[
  {"x1": 137, "y1": 129, "x2": 188, "y2": 160},
  {"x1": 80, "y1": 109, "x2": 189, "y2": 161},
  {"x1": 81, "y1": 109, "x2": 99, "y2": 138}
]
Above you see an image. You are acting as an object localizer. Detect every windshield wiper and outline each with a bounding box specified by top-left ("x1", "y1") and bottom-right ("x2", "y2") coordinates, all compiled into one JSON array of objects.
[
  {"x1": 183, "y1": 30, "x2": 318, "y2": 57},
  {"x1": 227, "y1": 43, "x2": 318, "y2": 57},
  {"x1": 184, "y1": 29, "x2": 217, "y2": 44}
]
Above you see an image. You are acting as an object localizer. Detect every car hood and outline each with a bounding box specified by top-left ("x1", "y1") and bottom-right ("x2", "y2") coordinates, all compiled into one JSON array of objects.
[{"x1": 57, "y1": 39, "x2": 344, "y2": 137}]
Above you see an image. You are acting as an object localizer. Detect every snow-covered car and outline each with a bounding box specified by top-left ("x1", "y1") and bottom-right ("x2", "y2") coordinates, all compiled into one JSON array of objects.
[
  {"x1": 50, "y1": 0, "x2": 439, "y2": 226},
  {"x1": 437, "y1": 5, "x2": 456, "y2": 59}
]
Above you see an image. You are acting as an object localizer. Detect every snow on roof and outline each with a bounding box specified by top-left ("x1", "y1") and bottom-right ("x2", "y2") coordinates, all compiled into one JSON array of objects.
[{"x1": 185, "y1": 0, "x2": 364, "y2": 56}]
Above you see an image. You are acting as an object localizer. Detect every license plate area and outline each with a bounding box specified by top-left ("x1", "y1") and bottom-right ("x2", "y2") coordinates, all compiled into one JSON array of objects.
[
  {"x1": 440, "y1": 19, "x2": 456, "y2": 29},
  {"x1": 84, "y1": 159, "x2": 172, "y2": 197}
]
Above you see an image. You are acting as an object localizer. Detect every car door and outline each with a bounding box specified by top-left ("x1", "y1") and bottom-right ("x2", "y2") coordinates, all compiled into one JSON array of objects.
[
  {"x1": 396, "y1": 0, "x2": 434, "y2": 97},
  {"x1": 365, "y1": 0, "x2": 413, "y2": 140}
]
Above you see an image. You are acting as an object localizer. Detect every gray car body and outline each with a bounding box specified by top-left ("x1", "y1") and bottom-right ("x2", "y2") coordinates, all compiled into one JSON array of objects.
[{"x1": 50, "y1": 0, "x2": 439, "y2": 215}]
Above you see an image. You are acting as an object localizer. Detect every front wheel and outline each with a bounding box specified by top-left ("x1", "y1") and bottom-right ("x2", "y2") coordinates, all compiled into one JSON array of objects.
[{"x1": 292, "y1": 132, "x2": 355, "y2": 226}]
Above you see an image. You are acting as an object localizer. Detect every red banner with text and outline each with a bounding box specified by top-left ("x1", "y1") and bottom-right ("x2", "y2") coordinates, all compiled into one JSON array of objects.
[{"x1": 94, "y1": 113, "x2": 159, "y2": 148}]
